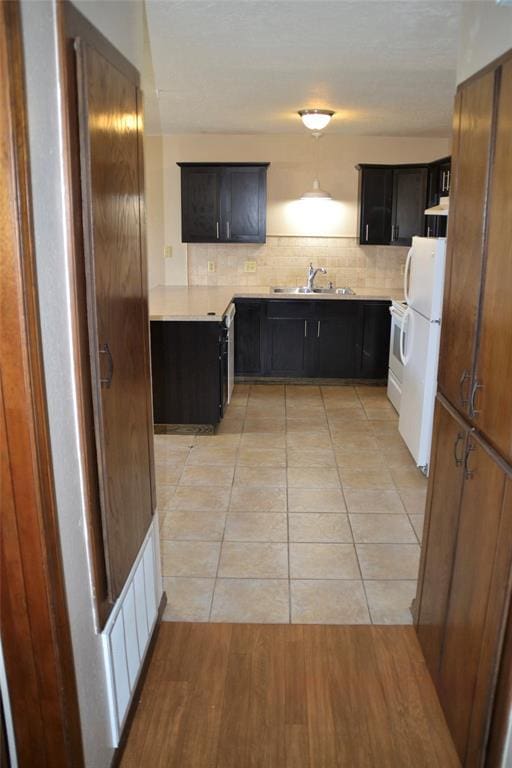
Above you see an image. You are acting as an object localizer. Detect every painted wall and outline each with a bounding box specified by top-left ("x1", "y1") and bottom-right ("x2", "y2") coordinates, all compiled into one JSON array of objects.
[
  {"x1": 20, "y1": 2, "x2": 145, "y2": 767},
  {"x1": 144, "y1": 135, "x2": 166, "y2": 288},
  {"x1": 72, "y1": 0, "x2": 144, "y2": 72},
  {"x1": 457, "y1": 1, "x2": 512, "y2": 84},
  {"x1": 157, "y1": 133, "x2": 450, "y2": 285}
]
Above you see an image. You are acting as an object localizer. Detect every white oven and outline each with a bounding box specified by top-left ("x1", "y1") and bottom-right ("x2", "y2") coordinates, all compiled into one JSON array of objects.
[{"x1": 387, "y1": 300, "x2": 407, "y2": 412}]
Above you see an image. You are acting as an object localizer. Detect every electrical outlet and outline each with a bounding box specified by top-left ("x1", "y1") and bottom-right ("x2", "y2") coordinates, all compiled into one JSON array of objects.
[
  {"x1": 244, "y1": 260, "x2": 257, "y2": 273},
  {"x1": 207, "y1": 260, "x2": 216, "y2": 273},
  {"x1": 164, "y1": 245, "x2": 173, "y2": 258}
]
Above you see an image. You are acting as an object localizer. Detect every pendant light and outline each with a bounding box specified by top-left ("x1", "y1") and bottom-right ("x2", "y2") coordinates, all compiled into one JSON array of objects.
[{"x1": 301, "y1": 130, "x2": 332, "y2": 201}]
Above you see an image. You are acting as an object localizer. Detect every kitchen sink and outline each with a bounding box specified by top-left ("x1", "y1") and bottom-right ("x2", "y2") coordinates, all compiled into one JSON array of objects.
[{"x1": 271, "y1": 286, "x2": 355, "y2": 296}]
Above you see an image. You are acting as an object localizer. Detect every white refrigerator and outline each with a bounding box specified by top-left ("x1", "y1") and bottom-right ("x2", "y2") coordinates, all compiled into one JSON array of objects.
[{"x1": 398, "y1": 236, "x2": 446, "y2": 473}]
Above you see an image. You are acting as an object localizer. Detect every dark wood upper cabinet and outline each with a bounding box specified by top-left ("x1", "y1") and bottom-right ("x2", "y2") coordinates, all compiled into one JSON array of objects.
[
  {"x1": 179, "y1": 162, "x2": 269, "y2": 243},
  {"x1": 391, "y1": 166, "x2": 428, "y2": 245},
  {"x1": 221, "y1": 166, "x2": 267, "y2": 242},
  {"x1": 181, "y1": 166, "x2": 221, "y2": 242},
  {"x1": 358, "y1": 159, "x2": 449, "y2": 246},
  {"x1": 358, "y1": 166, "x2": 393, "y2": 245}
]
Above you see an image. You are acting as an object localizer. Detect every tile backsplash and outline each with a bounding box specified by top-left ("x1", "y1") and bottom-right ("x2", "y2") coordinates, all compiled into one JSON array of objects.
[{"x1": 187, "y1": 237, "x2": 407, "y2": 292}]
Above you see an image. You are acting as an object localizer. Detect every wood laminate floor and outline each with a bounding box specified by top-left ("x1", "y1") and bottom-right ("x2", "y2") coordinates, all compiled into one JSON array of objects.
[{"x1": 120, "y1": 622, "x2": 459, "y2": 768}]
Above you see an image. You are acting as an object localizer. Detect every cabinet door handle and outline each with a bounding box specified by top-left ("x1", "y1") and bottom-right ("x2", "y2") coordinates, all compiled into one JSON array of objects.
[
  {"x1": 464, "y1": 437, "x2": 476, "y2": 480},
  {"x1": 365, "y1": 224, "x2": 369, "y2": 242},
  {"x1": 391, "y1": 224, "x2": 395, "y2": 242},
  {"x1": 317, "y1": 320, "x2": 321, "y2": 338},
  {"x1": 453, "y1": 432, "x2": 465, "y2": 466},
  {"x1": 99, "y1": 343, "x2": 114, "y2": 388},
  {"x1": 446, "y1": 170, "x2": 450, "y2": 191},
  {"x1": 469, "y1": 379, "x2": 483, "y2": 418},
  {"x1": 441, "y1": 171, "x2": 446, "y2": 191},
  {"x1": 304, "y1": 320, "x2": 307, "y2": 338},
  {"x1": 216, "y1": 221, "x2": 219, "y2": 239},
  {"x1": 459, "y1": 369, "x2": 470, "y2": 407},
  {"x1": 226, "y1": 221, "x2": 230, "y2": 240}
]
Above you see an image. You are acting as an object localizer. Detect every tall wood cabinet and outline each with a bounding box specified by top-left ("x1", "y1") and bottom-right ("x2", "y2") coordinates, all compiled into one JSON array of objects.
[
  {"x1": 415, "y1": 50, "x2": 512, "y2": 767},
  {"x1": 64, "y1": 7, "x2": 155, "y2": 615}
]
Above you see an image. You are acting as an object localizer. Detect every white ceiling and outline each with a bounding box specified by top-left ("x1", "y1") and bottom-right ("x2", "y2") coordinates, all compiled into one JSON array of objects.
[{"x1": 144, "y1": 0, "x2": 462, "y2": 137}]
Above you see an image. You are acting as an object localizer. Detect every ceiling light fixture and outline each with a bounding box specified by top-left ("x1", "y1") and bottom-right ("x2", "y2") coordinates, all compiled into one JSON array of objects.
[{"x1": 298, "y1": 108, "x2": 335, "y2": 131}]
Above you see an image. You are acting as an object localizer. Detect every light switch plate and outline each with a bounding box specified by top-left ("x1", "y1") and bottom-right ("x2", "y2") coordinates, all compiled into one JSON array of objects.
[
  {"x1": 207, "y1": 261, "x2": 216, "y2": 273},
  {"x1": 244, "y1": 260, "x2": 257, "y2": 273},
  {"x1": 164, "y1": 245, "x2": 173, "y2": 258}
]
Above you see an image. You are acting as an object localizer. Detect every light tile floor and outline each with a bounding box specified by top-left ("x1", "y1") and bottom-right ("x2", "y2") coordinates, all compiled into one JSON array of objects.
[{"x1": 156, "y1": 384, "x2": 427, "y2": 625}]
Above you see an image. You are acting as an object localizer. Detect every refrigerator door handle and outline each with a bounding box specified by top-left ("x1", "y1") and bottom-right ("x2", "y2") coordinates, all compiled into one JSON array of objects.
[
  {"x1": 400, "y1": 308, "x2": 413, "y2": 366},
  {"x1": 403, "y1": 246, "x2": 413, "y2": 304}
]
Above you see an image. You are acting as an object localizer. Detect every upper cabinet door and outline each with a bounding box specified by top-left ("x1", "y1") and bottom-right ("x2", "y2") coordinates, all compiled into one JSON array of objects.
[
  {"x1": 437, "y1": 72, "x2": 496, "y2": 415},
  {"x1": 359, "y1": 167, "x2": 393, "y2": 244},
  {"x1": 472, "y1": 60, "x2": 512, "y2": 465},
  {"x1": 76, "y1": 41, "x2": 154, "y2": 599},
  {"x1": 391, "y1": 166, "x2": 428, "y2": 245},
  {"x1": 222, "y1": 166, "x2": 267, "y2": 243},
  {"x1": 181, "y1": 166, "x2": 221, "y2": 242}
]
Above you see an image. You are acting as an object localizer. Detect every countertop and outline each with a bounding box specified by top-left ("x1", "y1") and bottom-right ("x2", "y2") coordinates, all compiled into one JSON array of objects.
[{"x1": 149, "y1": 285, "x2": 403, "y2": 322}]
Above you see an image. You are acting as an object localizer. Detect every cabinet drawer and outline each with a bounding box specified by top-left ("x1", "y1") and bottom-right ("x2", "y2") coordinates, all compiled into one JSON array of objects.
[{"x1": 266, "y1": 300, "x2": 314, "y2": 319}]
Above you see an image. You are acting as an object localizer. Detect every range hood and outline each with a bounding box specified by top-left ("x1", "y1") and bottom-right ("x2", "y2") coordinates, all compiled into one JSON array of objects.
[{"x1": 425, "y1": 196, "x2": 449, "y2": 216}]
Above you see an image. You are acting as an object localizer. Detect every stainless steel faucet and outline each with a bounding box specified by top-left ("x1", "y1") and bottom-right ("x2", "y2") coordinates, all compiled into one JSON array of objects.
[{"x1": 307, "y1": 263, "x2": 327, "y2": 291}]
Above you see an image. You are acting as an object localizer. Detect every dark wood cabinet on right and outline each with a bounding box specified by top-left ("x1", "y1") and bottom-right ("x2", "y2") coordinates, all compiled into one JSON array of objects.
[
  {"x1": 415, "y1": 50, "x2": 512, "y2": 768},
  {"x1": 357, "y1": 157, "x2": 449, "y2": 246}
]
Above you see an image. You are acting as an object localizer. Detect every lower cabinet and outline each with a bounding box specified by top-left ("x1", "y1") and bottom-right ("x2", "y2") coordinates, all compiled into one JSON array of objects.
[
  {"x1": 416, "y1": 395, "x2": 512, "y2": 767},
  {"x1": 150, "y1": 320, "x2": 226, "y2": 425},
  {"x1": 234, "y1": 299, "x2": 263, "y2": 375},
  {"x1": 235, "y1": 298, "x2": 390, "y2": 379}
]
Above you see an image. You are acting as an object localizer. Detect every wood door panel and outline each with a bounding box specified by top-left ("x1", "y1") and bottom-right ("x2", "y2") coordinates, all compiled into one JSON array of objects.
[
  {"x1": 391, "y1": 167, "x2": 428, "y2": 245},
  {"x1": 224, "y1": 167, "x2": 266, "y2": 242},
  {"x1": 77, "y1": 42, "x2": 153, "y2": 598},
  {"x1": 474, "y1": 60, "x2": 512, "y2": 464},
  {"x1": 234, "y1": 300, "x2": 263, "y2": 375},
  {"x1": 438, "y1": 72, "x2": 496, "y2": 413},
  {"x1": 438, "y1": 434, "x2": 510, "y2": 765},
  {"x1": 359, "y1": 167, "x2": 393, "y2": 244},
  {"x1": 415, "y1": 397, "x2": 466, "y2": 684},
  {"x1": 181, "y1": 167, "x2": 220, "y2": 242},
  {"x1": 267, "y1": 319, "x2": 308, "y2": 376}
]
